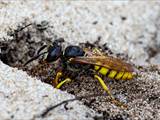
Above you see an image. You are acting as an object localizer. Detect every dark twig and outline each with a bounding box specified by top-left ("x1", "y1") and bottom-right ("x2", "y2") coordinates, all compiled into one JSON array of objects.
[
  {"x1": 40, "y1": 93, "x2": 107, "y2": 118},
  {"x1": 16, "y1": 23, "x2": 32, "y2": 33},
  {"x1": 10, "y1": 23, "x2": 32, "y2": 36}
]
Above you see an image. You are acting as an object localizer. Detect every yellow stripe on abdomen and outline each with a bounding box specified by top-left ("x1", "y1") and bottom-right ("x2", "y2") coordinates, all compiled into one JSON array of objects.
[
  {"x1": 94, "y1": 65, "x2": 100, "y2": 71},
  {"x1": 98, "y1": 67, "x2": 109, "y2": 76},
  {"x1": 108, "y1": 70, "x2": 117, "y2": 78},
  {"x1": 94, "y1": 65, "x2": 134, "y2": 80},
  {"x1": 115, "y1": 72, "x2": 124, "y2": 80},
  {"x1": 122, "y1": 72, "x2": 129, "y2": 80},
  {"x1": 127, "y1": 73, "x2": 133, "y2": 79}
]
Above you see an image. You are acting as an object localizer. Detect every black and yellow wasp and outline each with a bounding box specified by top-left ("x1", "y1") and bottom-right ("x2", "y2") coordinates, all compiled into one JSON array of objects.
[{"x1": 24, "y1": 38, "x2": 136, "y2": 107}]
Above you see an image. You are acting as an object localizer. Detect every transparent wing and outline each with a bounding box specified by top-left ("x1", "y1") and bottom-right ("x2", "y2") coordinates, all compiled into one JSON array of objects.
[{"x1": 69, "y1": 56, "x2": 134, "y2": 72}]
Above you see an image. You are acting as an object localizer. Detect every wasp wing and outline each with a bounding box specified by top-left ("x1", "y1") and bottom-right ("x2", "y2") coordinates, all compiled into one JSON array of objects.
[{"x1": 69, "y1": 56, "x2": 134, "y2": 72}]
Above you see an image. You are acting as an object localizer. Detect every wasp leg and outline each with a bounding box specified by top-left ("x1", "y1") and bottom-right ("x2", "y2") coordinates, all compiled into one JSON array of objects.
[
  {"x1": 94, "y1": 75, "x2": 127, "y2": 108},
  {"x1": 53, "y1": 72, "x2": 72, "y2": 89},
  {"x1": 94, "y1": 75, "x2": 114, "y2": 98},
  {"x1": 56, "y1": 78, "x2": 72, "y2": 89},
  {"x1": 53, "y1": 71, "x2": 63, "y2": 86}
]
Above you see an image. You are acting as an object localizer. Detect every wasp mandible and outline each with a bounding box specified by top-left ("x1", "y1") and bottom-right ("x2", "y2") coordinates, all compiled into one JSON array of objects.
[{"x1": 24, "y1": 38, "x2": 137, "y2": 107}]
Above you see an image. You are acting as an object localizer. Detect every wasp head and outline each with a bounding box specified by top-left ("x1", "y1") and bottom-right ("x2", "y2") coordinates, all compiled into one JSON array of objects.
[{"x1": 45, "y1": 38, "x2": 64, "y2": 62}]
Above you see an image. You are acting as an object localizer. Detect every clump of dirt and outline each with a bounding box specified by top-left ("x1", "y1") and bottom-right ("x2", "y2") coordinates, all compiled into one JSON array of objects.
[
  {"x1": 0, "y1": 21, "x2": 57, "y2": 68},
  {"x1": 0, "y1": 22, "x2": 160, "y2": 120}
]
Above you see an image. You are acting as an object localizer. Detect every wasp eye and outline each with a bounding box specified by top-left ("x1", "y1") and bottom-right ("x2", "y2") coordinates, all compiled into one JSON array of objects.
[
  {"x1": 64, "y1": 46, "x2": 85, "y2": 58},
  {"x1": 45, "y1": 45, "x2": 62, "y2": 62}
]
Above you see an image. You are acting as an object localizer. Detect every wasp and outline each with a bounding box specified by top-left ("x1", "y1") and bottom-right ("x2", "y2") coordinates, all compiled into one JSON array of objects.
[{"x1": 24, "y1": 38, "x2": 136, "y2": 107}]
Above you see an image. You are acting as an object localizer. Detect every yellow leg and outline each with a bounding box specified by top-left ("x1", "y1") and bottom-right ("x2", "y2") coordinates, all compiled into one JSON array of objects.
[
  {"x1": 94, "y1": 75, "x2": 114, "y2": 99},
  {"x1": 94, "y1": 75, "x2": 127, "y2": 108},
  {"x1": 56, "y1": 78, "x2": 72, "y2": 89},
  {"x1": 53, "y1": 72, "x2": 62, "y2": 86}
]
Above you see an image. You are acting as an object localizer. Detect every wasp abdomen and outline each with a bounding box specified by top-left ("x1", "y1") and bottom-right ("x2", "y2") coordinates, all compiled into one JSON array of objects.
[{"x1": 94, "y1": 65, "x2": 133, "y2": 80}]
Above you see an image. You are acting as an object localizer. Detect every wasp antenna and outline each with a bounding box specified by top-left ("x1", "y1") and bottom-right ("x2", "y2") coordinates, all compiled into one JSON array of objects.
[
  {"x1": 23, "y1": 51, "x2": 48, "y2": 66},
  {"x1": 37, "y1": 45, "x2": 48, "y2": 55}
]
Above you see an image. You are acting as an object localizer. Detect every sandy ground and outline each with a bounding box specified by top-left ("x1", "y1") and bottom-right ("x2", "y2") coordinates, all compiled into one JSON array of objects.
[{"x1": 0, "y1": 1, "x2": 160, "y2": 120}]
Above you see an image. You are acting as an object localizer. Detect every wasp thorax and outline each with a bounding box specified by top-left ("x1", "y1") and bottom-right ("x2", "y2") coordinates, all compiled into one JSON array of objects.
[{"x1": 64, "y1": 46, "x2": 85, "y2": 58}]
